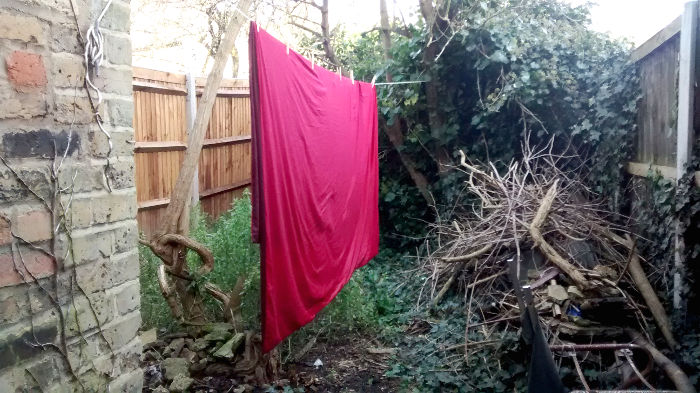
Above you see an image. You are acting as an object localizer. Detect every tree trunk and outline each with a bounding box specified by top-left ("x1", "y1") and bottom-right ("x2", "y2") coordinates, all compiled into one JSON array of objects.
[
  {"x1": 379, "y1": 0, "x2": 432, "y2": 204},
  {"x1": 320, "y1": 0, "x2": 341, "y2": 67},
  {"x1": 146, "y1": 0, "x2": 253, "y2": 323},
  {"x1": 158, "y1": 0, "x2": 252, "y2": 237},
  {"x1": 419, "y1": 0, "x2": 451, "y2": 173}
]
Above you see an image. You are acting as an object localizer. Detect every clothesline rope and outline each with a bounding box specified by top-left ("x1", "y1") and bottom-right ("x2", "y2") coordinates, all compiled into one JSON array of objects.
[{"x1": 373, "y1": 80, "x2": 426, "y2": 86}]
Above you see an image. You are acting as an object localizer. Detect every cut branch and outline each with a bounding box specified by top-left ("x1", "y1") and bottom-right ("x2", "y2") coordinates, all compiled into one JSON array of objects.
[
  {"x1": 627, "y1": 329, "x2": 694, "y2": 393},
  {"x1": 529, "y1": 180, "x2": 589, "y2": 289}
]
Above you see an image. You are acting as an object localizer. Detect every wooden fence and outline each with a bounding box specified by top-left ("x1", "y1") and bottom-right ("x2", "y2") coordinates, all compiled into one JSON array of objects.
[
  {"x1": 133, "y1": 67, "x2": 252, "y2": 236},
  {"x1": 627, "y1": 3, "x2": 700, "y2": 310},
  {"x1": 628, "y1": 6, "x2": 700, "y2": 186}
]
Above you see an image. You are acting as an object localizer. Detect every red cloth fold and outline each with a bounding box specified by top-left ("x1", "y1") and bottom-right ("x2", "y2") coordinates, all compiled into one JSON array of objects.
[{"x1": 249, "y1": 22, "x2": 379, "y2": 352}]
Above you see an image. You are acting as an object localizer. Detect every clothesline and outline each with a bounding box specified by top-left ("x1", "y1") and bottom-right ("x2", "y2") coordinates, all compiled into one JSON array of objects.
[
  {"x1": 373, "y1": 80, "x2": 426, "y2": 86},
  {"x1": 233, "y1": 7, "x2": 425, "y2": 87}
]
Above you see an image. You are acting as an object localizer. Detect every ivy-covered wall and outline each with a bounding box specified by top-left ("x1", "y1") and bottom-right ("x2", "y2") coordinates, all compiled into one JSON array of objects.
[{"x1": 0, "y1": 0, "x2": 141, "y2": 391}]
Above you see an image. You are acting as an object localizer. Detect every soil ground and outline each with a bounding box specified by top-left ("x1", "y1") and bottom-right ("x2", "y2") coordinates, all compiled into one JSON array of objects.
[
  {"x1": 142, "y1": 334, "x2": 401, "y2": 392},
  {"x1": 287, "y1": 337, "x2": 400, "y2": 392}
]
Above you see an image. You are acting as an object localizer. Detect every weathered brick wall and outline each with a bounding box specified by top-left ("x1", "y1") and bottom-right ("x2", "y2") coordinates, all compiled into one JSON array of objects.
[{"x1": 0, "y1": 0, "x2": 141, "y2": 391}]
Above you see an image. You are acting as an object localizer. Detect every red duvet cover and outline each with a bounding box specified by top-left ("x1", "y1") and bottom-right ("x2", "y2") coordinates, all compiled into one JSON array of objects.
[{"x1": 249, "y1": 22, "x2": 379, "y2": 352}]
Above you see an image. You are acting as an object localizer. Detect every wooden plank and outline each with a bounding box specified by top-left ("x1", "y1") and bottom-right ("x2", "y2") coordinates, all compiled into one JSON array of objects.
[
  {"x1": 138, "y1": 197, "x2": 171, "y2": 210},
  {"x1": 673, "y1": 1, "x2": 698, "y2": 310},
  {"x1": 631, "y1": 15, "x2": 682, "y2": 63},
  {"x1": 133, "y1": 80, "x2": 187, "y2": 95},
  {"x1": 627, "y1": 162, "x2": 700, "y2": 187},
  {"x1": 133, "y1": 66, "x2": 186, "y2": 85},
  {"x1": 195, "y1": 88, "x2": 250, "y2": 97},
  {"x1": 626, "y1": 162, "x2": 678, "y2": 179},
  {"x1": 199, "y1": 179, "x2": 252, "y2": 199},
  {"x1": 202, "y1": 135, "x2": 251, "y2": 147},
  {"x1": 134, "y1": 141, "x2": 187, "y2": 152},
  {"x1": 677, "y1": 1, "x2": 697, "y2": 179},
  {"x1": 194, "y1": 77, "x2": 249, "y2": 89}
]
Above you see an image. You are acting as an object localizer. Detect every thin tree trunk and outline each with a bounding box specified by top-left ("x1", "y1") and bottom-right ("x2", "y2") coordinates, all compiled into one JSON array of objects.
[
  {"x1": 419, "y1": 0, "x2": 451, "y2": 172},
  {"x1": 320, "y1": 0, "x2": 341, "y2": 67},
  {"x1": 158, "y1": 0, "x2": 252, "y2": 237},
  {"x1": 146, "y1": 0, "x2": 253, "y2": 323},
  {"x1": 379, "y1": 0, "x2": 432, "y2": 204}
]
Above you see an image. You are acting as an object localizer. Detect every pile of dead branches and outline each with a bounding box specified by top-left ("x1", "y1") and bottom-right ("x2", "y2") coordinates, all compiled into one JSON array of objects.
[{"x1": 421, "y1": 137, "x2": 694, "y2": 390}]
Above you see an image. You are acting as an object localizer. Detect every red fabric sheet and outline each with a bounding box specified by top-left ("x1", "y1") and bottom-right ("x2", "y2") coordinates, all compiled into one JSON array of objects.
[{"x1": 249, "y1": 22, "x2": 379, "y2": 352}]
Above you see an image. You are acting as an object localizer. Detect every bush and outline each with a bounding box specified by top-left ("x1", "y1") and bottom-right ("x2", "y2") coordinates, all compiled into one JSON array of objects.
[
  {"x1": 139, "y1": 191, "x2": 395, "y2": 346},
  {"x1": 139, "y1": 191, "x2": 261, "y2": 331}
]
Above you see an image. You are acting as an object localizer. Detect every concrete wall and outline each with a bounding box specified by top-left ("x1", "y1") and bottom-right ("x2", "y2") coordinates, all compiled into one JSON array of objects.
[{"x1": 0, "y1": 0, "x2": 141, "y2": 391}]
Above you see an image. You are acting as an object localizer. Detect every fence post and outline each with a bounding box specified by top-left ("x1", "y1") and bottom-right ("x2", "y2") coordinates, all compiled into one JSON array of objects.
[
  {"x1": 674, "y1": 0, "x2": 697, "y2": 310},
  {"x1": 186, "y1": 72, "x2": 200, "y2": 207}
]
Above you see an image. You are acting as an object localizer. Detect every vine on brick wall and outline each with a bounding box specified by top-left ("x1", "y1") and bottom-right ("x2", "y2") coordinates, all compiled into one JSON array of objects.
[
  {"x1": 0, "y1": 2, "x2": 121, "y2": 389},
  {"x1": 0, "y1": 120, "x2": 117, "y2": 391}
]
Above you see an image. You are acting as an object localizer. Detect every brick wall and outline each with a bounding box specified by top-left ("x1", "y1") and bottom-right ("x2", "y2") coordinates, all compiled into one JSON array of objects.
[{"x1": 0, "y1": 0, "x2": 141, "y2": 391}]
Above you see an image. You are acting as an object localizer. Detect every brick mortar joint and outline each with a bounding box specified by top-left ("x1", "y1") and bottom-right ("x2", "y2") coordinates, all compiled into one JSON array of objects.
[
  {"x1": 105, "y1": 278, "x2": 139, "y2": 297},
  {"x1": 69, "y1": 218, "x2": 138, "y2": 238}
]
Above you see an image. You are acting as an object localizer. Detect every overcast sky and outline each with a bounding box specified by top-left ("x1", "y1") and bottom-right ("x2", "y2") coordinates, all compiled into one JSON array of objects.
[
  {"x1": 567, "y1": 0, "x2": 687, "y2": 45},
  {"x1": 132, "y1": 0, "x2": 691, "y2": 75}
]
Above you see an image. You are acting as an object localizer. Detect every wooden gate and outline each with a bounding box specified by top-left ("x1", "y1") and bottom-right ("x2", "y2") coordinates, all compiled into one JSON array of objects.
[{"x1": 133, "y1": 67, "x2": 252, "y2": 236}]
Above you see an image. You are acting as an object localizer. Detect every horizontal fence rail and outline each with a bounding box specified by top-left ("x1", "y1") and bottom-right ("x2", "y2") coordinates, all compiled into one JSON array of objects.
[{"x1": 133, "y1": 67, "x2": 252, "y2": 236}]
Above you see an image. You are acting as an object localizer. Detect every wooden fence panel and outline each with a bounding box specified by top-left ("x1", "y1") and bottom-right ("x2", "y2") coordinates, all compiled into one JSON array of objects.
[
  {"x1": 627, "y1": 10, "x2": 700, "y2": 186},
  {"x1": 634, "y1": 35, "x2": 680, "y2": 167},
  {"x1": 133, "y1": 67, "x2": 251, "y2": 236}
]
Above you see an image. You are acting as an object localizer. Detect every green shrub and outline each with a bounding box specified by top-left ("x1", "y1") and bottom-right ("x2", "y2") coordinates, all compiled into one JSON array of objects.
[
  {"x1": 139, "y1": 191, "x2": 397, "y2": 346},
  {"x1": 139, "y1": 191, "x2": 260, "y2": 330}
]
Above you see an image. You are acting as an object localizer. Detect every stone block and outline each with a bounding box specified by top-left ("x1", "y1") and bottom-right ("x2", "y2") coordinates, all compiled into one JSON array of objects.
[
  {"x1": 113, "y1": 221, "x2": 137, "y2": 253},
  {"x1": 108, "y1": 368, "x2": 143, "y2": 393},
  {"x1": 67, "y1": 197, "x2": 93, "y2": 228},
  {"x1": 53, "y1": 93, "x2": 94, "y2": 124},
  {"x1": 12, "y1": 209, "x2": 52, "y2": 242},
  {"x1": 0, "y1": 164, "x2": 52, "y2": 204},
  {"x1": 93, "y1": 336, "x2": 141, "y2": 378},
  {"x1": 50, "y1": 22, "x2": 82, "y2": 53},
  {"x1": 162, "y1": 357, "x2": 190, "y2": 381},
  {"x1": 107, "y1": 159, "x2": 135, "y2": 189},
  {"x1": 89, "y1": 127, "x2": 134, "y2": 158},
  {"x1": 0, "y1": 248, "x2": 55, "y2": 287},
  {"x1": 103, "y1": 311, "x2": 141, "y2": 349},
  {"x1": 114, "y1": 280, "x2": 139, "y2": 315},
  {"x1": 101, "y1": 1, "x2": 131, "y2": 33},
  {"x1": 103, "y1": 31, "x2": 132, "y2": 66},
  {"x1": 75, "y1": 250, "x2": 138, "y2": 293},
  {"x1": 0, "y1": 78, "x2": 47, "y2": 119},
  {"x1": 1, "y1": 129, "x2": 80, "y2": 158},
  {"x1": 71, "y1": 228, "x2": 114, "y2": 265},
  {"x1": 0, "y1": 314, "x2": 58, "y2": 370},
  {"x1": 0, "y1": 12, "x2": 45, "y2": 45},
  {"x1": 0, "y1": 283, "x2": 28, "y2": 324},
  {"x1": 51, "y1": 52, "x2": 85, "y2": 88},
  {"x1": 64, "y1": 290, "x2": 114, "y2": 337},
  {"x1": 5, "y1": 51, "x2": 47, "y2": 92},
  {"x1": 106, "y1": 97, "x2": 133, "y2": 127},
  {"x1": 0, "y1": 216, "x2": 10, "y2": 245},
  {"x1": 109, "y1": 250, "x2": 140, "y2": 287},
  {"x1": 92, "y1": 191, "x2": 137, "y2": 224},
  {"x1": 92, "y1": 65, "x2": 132, "y2": 96},
  {"x1": 57, "y1": 162, "x2": 106, "y2": 194}
]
